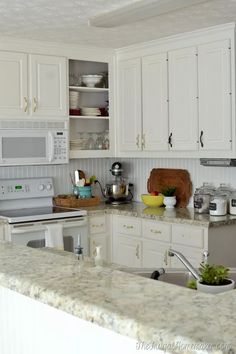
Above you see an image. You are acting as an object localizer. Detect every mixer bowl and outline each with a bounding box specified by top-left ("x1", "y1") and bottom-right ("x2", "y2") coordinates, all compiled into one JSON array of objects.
[{"x1": 104, "y1": 183, "x2": 129, "y2": 200}]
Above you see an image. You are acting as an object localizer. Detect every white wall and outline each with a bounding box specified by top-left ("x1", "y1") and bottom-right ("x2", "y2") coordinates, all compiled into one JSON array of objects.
[{"x1": 1, "y1": 158, "x2": 236, "y2": 206}]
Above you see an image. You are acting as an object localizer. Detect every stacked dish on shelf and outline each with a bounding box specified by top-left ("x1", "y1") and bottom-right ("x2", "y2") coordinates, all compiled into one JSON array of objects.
[
  {"x1": 70, "y1": 139, "x2": 88, "y2": 150},
  {"x1": 80, "y1": 107, "x2": 101, "y2": 116},
  {"x1": 69, "y1": 91, "x2": 80, "y2": 108},
  {"x1": 81, "y1": 74, "x2": 103, "y2": 88}
]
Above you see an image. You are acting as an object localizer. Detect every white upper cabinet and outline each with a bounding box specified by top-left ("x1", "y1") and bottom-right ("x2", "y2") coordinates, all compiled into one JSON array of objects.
[
  {"x1": 198, "y1": 39, "x2": 232, "y2": 151},
  {"x1": 142, "y1": 53, "x2": 168, "y2": 151},
  {"x1": 0, "y1": 51, "x2": 28, "y2": 116},
  {"x1": 118, "y1": 58, "x2": 142, "y2": 151},
  {"x1": 116, "y1": 23, "x2": 235, "y2": 157},
  {"x1": 0, "y1": 51, "x2": 67, "y2": 119},
  {"x1": 168, "y1": 47, "x2": 198, "y2": 151},
  {"x1": 30, "y1": 55, "x2": 67, "y2": 117}
]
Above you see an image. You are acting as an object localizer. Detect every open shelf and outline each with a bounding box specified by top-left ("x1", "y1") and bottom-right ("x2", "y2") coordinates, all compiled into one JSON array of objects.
[
  {"x1": 69, "y1": 86, "x2": 109, "y2": 93},
  {"x1": 69, "y1": 115, "x2": 109, "y2": 120}
]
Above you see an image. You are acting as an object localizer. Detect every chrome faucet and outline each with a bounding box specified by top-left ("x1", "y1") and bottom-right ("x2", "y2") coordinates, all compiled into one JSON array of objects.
[{"x1": 168, "y1": 249, "x2": 200, "y2": 281}]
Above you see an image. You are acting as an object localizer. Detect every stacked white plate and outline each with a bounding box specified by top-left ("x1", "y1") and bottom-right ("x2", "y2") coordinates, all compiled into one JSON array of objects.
[
  {"x1": 80, "y1": 107, "x2": 101, "y2": 116},
  {"x1": 70, "y1": 139, "x2": 87, "y2": 150},
  {"x1": 69, "y1": 91, "x2": 80, "y2": 109}
]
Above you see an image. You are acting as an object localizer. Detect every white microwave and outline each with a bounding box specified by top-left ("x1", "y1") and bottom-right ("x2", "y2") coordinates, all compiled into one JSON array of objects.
[{"x1": 0, "y1": 120, "x2": 69, "y2": 166}]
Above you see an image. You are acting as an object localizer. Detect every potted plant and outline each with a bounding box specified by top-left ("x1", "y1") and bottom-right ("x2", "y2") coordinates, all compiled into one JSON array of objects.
[
  {"x1": 197, "y1": 263, "x2": 235, "y2": 294},
  {"x1": 162, "y1": 186, "x2": 176, "y2": 208}
]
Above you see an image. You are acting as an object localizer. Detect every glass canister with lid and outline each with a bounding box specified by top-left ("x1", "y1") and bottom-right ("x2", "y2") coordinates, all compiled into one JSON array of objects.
[
  {"x1": 217, "y1": 183, "x2": 235, "y2": 212},
  {"x1": 209, "y1": 193, "x2": 228, "y2": 216},
  {"x1": 193, "y1": 183, "x2": 215, "y2": 214},
  {"x1": 229, "y1": 191, "x2": 236, "y2": 215}
]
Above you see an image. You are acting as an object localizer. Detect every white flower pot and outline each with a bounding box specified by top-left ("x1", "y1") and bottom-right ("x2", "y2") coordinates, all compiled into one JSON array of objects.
[
  {"x1": 163, "y1": 196, "x2": 176, "y2": 209},
  {"x1": 197, "y1": 279, "x2": 235, "y2": 294}
]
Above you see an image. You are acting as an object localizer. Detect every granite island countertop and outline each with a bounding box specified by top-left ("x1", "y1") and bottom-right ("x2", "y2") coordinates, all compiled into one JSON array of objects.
[
  {"x1": 80, "y1": 202, "x2": 236, "y2": 228},
  {"x1": 0, "y1": 241, "x2": 235, "y2": 353}
]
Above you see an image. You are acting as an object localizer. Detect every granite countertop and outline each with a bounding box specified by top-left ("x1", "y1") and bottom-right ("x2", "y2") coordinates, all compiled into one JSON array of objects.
[
  {"x1": 82, "y1": 202, "x2": 236, "y2": 228},
  {"x1": 0, "y1": 241, "x2": 235, "y2": 353}
]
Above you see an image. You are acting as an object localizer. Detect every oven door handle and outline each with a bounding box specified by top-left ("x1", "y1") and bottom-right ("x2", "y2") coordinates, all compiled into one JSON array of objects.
[
  {"x1": 11, "y1": 226, "x2": 47, "y2": 234},
  {"x1": 11, "y1": 219, "x2": 87, "y2": 234}
]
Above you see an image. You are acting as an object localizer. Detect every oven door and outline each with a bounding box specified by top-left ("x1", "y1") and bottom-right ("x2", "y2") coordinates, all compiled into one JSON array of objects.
[
  {"x1": 8, "y1": 217, "x2": 88, "y2": 254},
  {"x1": 0, "y1": 129, "x2": 56, "y2": 165}
]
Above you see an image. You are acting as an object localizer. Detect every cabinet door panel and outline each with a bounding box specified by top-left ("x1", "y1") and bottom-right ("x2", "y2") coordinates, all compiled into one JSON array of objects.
[
  {"x1": 170, "y1": 244, "x2": 203, "y2": 269},
  {"x1": 118, "y1": 58, "x2": 142, "y2": 151},
  {"x1": 142, "y1": 53, "x2": 168, "y2": 151},
  {"x1": 143, "y1": 239, "x2": 170, "y2": 268},
  {"x1": 0, "y1": 51, "x2": 28, "y2": 116},
  {"x1": 90, "y1": 235, "x2": 107, "y2": 261},
  {"x1": 169, "y1": 47, "x2": 198, "y2": 151},
  {"x1": 198, "y1": 39, "x2": 232, "y2": 151},
  {"x1": 113, "y1": 235, "x2": 141, "y2": 267},
  {"x1": 30, "y1": 54, "x2": 67, "y2": 117}
]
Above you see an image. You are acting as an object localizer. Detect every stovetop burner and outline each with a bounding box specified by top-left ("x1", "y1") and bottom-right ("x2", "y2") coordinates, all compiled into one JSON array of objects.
[{"x1": 0, "y1": 206, "x2": 87, "y2": 224}]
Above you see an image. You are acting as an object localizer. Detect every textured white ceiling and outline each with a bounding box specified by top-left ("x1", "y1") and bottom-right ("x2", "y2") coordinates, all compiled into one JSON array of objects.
[{"x1": 0, "y1": 0, "x2": 235, "y2": 48}]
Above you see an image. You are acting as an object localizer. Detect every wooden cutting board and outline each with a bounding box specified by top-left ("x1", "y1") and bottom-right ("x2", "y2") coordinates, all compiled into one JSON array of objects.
[{"x1": 147, "y1": 168, "x2": 192, "y2": 208}]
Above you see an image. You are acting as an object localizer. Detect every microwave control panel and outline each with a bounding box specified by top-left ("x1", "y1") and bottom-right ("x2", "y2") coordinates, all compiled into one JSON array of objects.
[{"x1": 53, "y1": 132, "x2": 68, "y2": 162}]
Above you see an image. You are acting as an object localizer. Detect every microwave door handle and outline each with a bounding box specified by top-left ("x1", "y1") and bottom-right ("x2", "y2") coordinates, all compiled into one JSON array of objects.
[{"x1": 48, "y1": 132, "x2": 55, "y2": 162}]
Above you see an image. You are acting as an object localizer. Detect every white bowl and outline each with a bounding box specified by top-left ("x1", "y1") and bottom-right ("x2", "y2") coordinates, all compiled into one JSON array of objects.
[{"x1": 81, "y1": 75, "x2": 103, "y2": 88}]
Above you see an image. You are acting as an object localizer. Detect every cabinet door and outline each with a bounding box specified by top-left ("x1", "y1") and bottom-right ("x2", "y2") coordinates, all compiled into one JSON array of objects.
[
  {"x1": 142, "y1": 53, "x2": 168, "y2": 151},
  {"x1": 143, "y1": 239, "x2": 170, "y2": 268},
  {"x1": 168, "y1": 47, "x2": 198, "y2": 151},
  {"x1": 0, "y1": 51, "x2": 28, "y2": 116},
  {"x1": 170, "y1": 244, "x2": 203, "y2": 269},
  {"x1": 30, "y1": 54, "x2": 67, "y2": 117},
  {"x1": 198, "y1": 39, "x2": 232, "y2": 151},
  {"x1": 113, "y1": 234, "x2": 141, "y2": 267},
  {"x1": 90, "y1": 234, "x2": 107, "y2": 261},
  {"x1": 118, "y1": 58, "x2": 142, "y2": 151}
]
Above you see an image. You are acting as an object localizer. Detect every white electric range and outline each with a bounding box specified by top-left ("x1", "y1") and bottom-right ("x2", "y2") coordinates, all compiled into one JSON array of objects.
[{"x1": 0, "y1": 177, "x2": 88, "y2": 253}]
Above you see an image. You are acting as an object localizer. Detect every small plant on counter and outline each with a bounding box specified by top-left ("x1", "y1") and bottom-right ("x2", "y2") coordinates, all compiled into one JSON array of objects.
[
  {"x1": 199, "y1": 263, "x2": 230, "y2": 286},
  {"x1": 161, "y1": 186, "x2": 176, "y2": 197}
]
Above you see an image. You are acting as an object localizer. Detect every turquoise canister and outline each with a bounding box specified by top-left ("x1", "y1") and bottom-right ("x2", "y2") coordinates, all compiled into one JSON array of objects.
[{"x1": 78, "y1": 186, "x2": 92, "y2": 199}]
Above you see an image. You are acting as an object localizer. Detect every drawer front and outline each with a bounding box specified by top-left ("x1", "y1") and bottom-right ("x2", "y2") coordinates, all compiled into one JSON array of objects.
[
  {"x1": 142, "y1": 220, "x2": 171, "y2": 242},
  {"x1": 117, "y1": 216, "x2": 142, "y2": 237},
  {"x1": 89, "y1": 216, "x2": 106, "y2": 234},
  {"x1": 171, "y1": 224, "x2": 205, "y2": 249}
]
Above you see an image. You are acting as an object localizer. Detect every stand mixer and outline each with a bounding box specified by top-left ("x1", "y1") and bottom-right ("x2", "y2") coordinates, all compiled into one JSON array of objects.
[{"x1": 95, "y1": 162, "x2": 133, "y2": 205}]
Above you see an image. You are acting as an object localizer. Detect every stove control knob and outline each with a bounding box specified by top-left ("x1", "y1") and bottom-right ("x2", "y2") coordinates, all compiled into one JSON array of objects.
[
  {"x1": 46, "y1": 183, "x2": 52, "y2": 191},
  {"x1": 38, "y1": 184, "x2": 45, "y2": 191}
]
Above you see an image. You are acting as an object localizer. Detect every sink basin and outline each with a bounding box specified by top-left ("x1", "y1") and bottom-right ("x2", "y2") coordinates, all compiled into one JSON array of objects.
[{"x1": 120, "y1": 268, "x2": 236, "y2": 289}]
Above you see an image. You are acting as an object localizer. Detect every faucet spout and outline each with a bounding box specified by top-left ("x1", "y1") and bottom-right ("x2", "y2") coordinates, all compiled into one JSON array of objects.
[{"x1": 168, "y1": 249, "x2": 200, "y2": 281}]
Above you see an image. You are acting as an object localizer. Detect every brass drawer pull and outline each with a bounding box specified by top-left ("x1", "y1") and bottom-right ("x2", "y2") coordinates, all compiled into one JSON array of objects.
[
  {"x1": 150, "y1": 229, "x2": 162, "y2": 234},
  {"x1": 123, "y1": 224, "x2": 134, "y2": 229},
  {"x1": 136, "y1": 244, "x2": 140, "y2": 259},
  {"x1": 92, "y1": 223, "x2": 104, "y2": 227}
]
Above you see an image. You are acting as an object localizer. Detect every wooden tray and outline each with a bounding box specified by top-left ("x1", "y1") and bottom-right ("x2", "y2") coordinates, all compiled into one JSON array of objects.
[
  {"x1": 147, "y1": 168, "x2": 192, "y2": 208},
  {"x1": 53, "y1": 195, "x2": 100, "y2": 208}
]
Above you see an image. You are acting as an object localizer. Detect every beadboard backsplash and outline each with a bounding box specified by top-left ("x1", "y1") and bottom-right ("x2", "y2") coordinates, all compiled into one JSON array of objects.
[{"x1": 1, "y1": 158, "x2": 236, "y2": 206}]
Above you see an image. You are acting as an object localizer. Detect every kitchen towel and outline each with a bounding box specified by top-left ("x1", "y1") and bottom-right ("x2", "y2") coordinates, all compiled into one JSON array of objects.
[{"x1": 45, "y1": 224, "x2": 64, "y2": 250}]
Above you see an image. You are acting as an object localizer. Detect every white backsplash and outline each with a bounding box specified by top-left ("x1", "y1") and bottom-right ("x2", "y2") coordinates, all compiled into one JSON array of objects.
[{"x1": 1, "y1": 158, "x2": 236, "y2": 206}]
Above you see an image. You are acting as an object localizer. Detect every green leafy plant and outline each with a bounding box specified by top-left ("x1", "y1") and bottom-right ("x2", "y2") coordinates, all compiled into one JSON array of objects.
[
  {"x1": 161, "y1": 186, "x2": 176, "y2": 197},
  {"x1": 199, "y1": 263, "x2": 230, "y2": 285},
  {"x1": 187, "y1": 279, "x2": 197, "y2": 289}
]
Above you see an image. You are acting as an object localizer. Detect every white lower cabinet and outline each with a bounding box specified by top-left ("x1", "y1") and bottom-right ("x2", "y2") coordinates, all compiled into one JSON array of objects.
[
  {"x1": 113, "y1": 235, "x2": 142, "y2": 268},
  {"x1": 89, "y1": 215, "x2": 109, "y2": 262},
  {"x1": 112, "y1": 215, "x2": 208, "y2": 269},
  {"x1": 142, "y1": 239, "x2": 170, "y2": 268}
]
